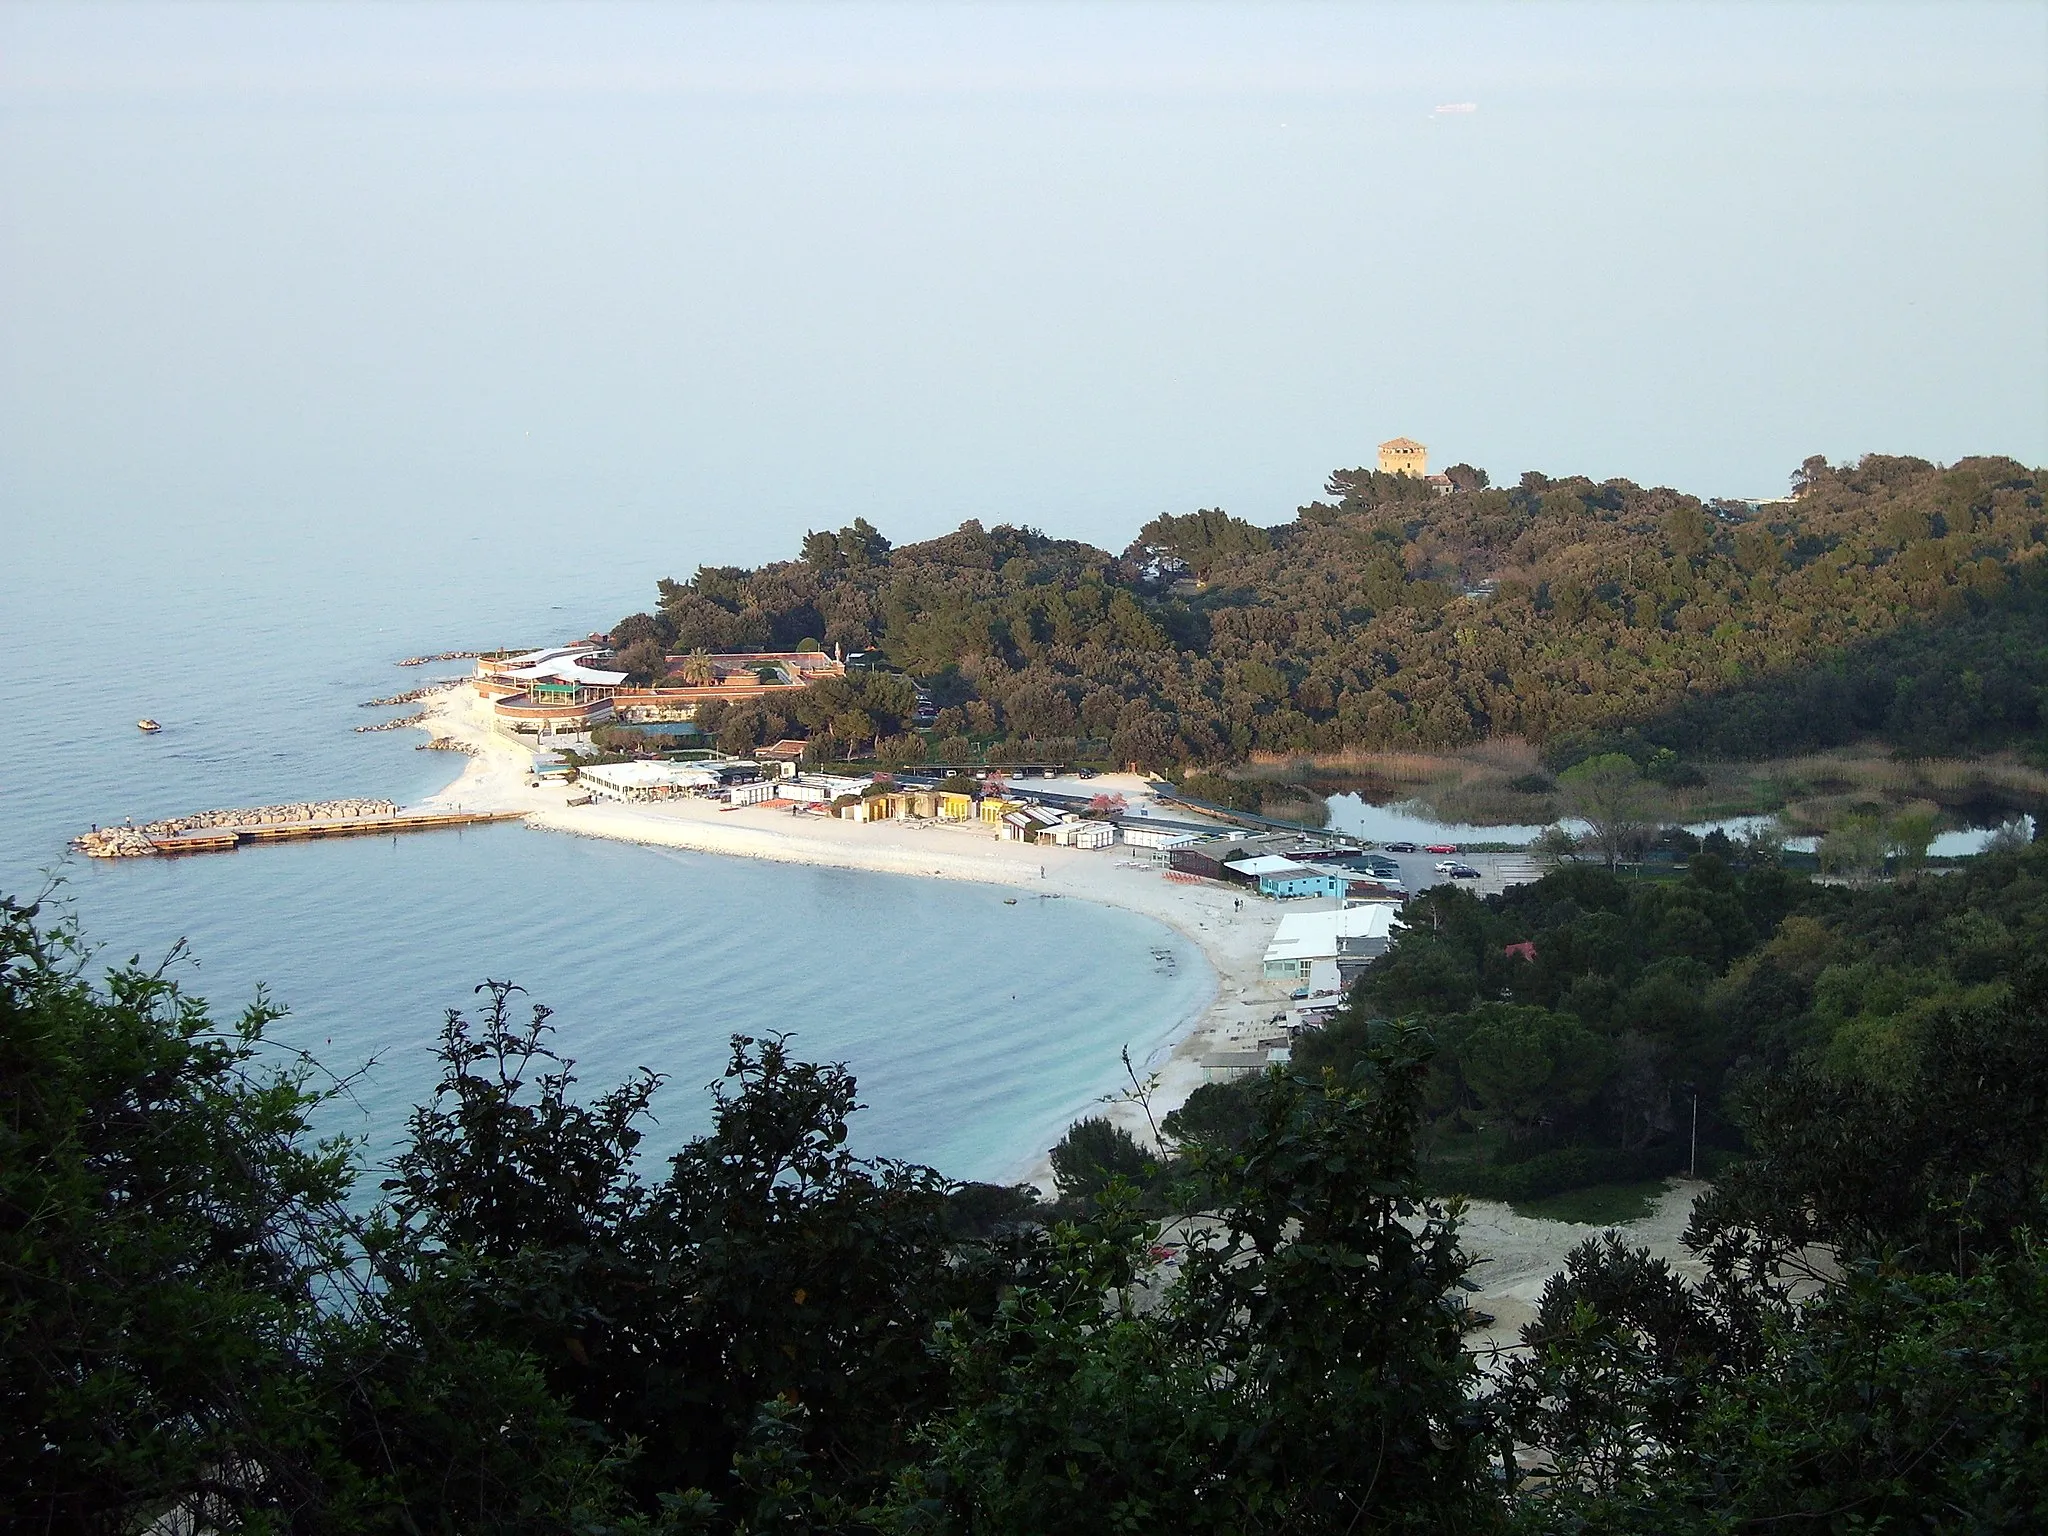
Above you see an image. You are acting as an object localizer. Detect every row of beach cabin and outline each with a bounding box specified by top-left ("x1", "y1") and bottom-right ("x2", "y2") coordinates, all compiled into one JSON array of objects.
[{"x1": 561, "y1": 757, "x2": 1154, "y2": 850}]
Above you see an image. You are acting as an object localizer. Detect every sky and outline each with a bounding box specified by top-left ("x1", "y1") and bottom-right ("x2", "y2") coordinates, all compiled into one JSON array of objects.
[{"x1": 3, "y1": 0, "x2": 2044, "y2": 575}]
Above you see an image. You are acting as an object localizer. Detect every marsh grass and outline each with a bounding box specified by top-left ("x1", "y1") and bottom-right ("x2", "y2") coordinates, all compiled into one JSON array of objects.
[
  {"x1": 1247, "y1": 741, "x2": 1560, "y2": 823},
  {"x1": 1241, "y1": 743, "x2": 2045, "y2": 834}
]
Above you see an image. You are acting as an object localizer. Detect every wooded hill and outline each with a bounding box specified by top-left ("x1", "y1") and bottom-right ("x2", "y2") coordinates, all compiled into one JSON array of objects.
[{"x1": 612, "y1": 454, "x2": 2047, "y2": 767}]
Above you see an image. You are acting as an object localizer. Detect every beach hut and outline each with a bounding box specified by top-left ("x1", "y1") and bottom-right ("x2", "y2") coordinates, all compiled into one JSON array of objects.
[
  {"x1": 1003, "y1": 805, "x2": 1066, "y2": 842},
  {"x1": 1040, "y1": 819, "x2": 1115, "y2": 849}
]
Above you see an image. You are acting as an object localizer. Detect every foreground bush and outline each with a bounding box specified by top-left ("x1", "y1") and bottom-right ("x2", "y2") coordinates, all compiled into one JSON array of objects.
[{"x1": 7, "y1": 886, "x2": 2045, "y2": 1532}]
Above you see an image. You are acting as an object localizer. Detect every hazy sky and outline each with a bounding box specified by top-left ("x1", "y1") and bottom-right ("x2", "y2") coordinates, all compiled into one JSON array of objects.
[{"x1": 3, "y1": 1, "x2": 2044, "y2": 571}]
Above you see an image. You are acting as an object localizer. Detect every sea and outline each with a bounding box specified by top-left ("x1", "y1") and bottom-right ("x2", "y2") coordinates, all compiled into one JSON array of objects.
[{"x1": 0, "y1": 508, "x2": 1212, "y2": 1187}]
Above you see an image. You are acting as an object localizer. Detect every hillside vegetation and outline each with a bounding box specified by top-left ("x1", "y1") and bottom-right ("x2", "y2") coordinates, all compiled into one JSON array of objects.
[
  {"x1": 613, "y1": 453, "x2": 2047, "y2": 768},
  {"x1": 1259, "y1": 838, "x2": 2048, "y2": 1206}
]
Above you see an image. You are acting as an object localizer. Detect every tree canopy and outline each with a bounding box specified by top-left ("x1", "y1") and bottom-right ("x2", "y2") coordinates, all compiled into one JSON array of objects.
[{"x1": 612, "y1": 453, "x2": 2047, "y2": 768}]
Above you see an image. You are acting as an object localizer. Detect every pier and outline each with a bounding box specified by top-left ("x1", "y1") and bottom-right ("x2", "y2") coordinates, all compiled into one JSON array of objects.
[
  {"x1": 200, "y1": 810, "x2": 519, "y2": 850},
  {"x1": 141, "y1": 811, "x2": 520, "y2": 856},
  {"x1": 74, "y1": 801, "x2": 522, "y2": 859}
]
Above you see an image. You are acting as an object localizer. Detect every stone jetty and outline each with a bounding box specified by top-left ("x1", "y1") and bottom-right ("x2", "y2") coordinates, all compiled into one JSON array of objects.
[
  {"x1": 74, "y1": 799, "x2": 401, "y2": 859},
  {"x1": 361, "y1": 679, "x2": 464, "y2": 708},
  {"x1": 419, "y1": 737, "x2": 479, "y2": 755},
  {"x1": 397, "y1": 650, "x2": 483, "y2": 667},
  {"x1": 354, "y1": 712, "x2": 426, "y2": 733}
]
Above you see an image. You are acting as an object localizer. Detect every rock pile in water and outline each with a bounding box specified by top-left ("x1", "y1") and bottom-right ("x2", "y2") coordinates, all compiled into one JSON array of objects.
[
  {"x1": 72, "y1": 799, "x2": 401, "y2": 859},
  {"x1": 354, "y1": 713, "x2": 425, "y2": 733}
]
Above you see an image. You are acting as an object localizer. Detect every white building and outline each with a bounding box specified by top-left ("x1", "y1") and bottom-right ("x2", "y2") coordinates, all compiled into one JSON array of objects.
[
  {"x1": 779, "y1": 773, "x2": 875, "y2": 804},
  {"x1": 1043, "y1": 819, "x2": 1117, "y2": 849},
  {"x1": 727, "y1": 778, "x2": 786, "y2": 807},
  {"x1": 578, "y1": 761, "x2": 725, "y2": 802},
  {"x1": 1121, "y1": 827, "x2": 1201, "y2": 851},
  {"x1": 1262, "y1": 905, "x2": 1403, "y2": 982}
]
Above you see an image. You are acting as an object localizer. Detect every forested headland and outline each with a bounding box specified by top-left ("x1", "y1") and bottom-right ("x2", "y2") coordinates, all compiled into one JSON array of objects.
[
  {"x1": 8, "y1": 840, "x2": 2046, "y2": 1530},
  {"x1": 610, "y1": 453, "x2": 2048, "y2": 787}
]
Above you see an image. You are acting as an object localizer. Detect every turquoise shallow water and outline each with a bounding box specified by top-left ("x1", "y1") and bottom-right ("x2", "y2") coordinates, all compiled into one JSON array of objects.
[{"x1": 0, "y1": 507, "x2": 1208, "y2": 1182}]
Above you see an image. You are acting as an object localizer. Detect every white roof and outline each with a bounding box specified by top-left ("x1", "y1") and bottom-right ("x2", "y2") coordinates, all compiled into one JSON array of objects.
[
  {"x1": 1120, "y1": 827, "x2": 1200, "y2": 849},
  {"x1": 1263, "y1": 905, "x2": 1403, "y2": 968},
  {"x1": 580, "y1": 761, "x2": 721, "y2": 790},
  {"x1": 794, "y1": 773, "x2": 874, "y2": 797},
  {"x1": 499, "y1": 645, "x2": 629, "y2": 687},
  {"x1": 1231, "y1": 855, "x2": 1325, "y2": 878}
]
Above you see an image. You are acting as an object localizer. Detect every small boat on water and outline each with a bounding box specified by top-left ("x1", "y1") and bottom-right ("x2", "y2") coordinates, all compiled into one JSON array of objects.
[
  {"x1": 1003, "y1": 897, "x2": 1017, "y2": 904},
  {"x1": 136, "y1": 718, "x2": 162, "y2": 733}
]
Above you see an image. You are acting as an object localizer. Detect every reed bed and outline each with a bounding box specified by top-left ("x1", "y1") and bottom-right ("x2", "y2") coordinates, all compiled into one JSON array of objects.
[{"x1": 1237, "y1": 741, "x2": 2045, "y2": 833}]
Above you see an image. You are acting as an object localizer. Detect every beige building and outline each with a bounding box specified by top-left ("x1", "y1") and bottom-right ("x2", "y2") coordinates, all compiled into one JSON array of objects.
[{"x1": 1378, "y1": 437, "x2": 1428, "y2": 477}]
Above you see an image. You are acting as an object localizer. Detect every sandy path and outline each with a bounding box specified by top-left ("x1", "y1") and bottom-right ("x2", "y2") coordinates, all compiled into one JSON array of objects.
[{"x1": 1458, "y1": 1179, "x2": 1710, "y2": 1363}]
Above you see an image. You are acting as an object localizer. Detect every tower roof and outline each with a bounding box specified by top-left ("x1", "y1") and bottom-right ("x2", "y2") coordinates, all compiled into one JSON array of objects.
[{"x1": 1378, "y1": 436, "x2": 1425, "y2": 452}]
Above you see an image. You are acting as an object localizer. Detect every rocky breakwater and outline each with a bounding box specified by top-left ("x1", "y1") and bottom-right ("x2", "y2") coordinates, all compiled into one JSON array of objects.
[
  {"x1": 362, "y1": 679, "x2": 465, "y2": 708},
  {"x1": 73, "y1": 799, "x2": 402, "y2": 859},
  {"x1": 397, "y1": 650, "x2": 483, "y2": 667},
  {"x1": 419, "y1": 737, "x2": 479, "y2": 755},
  {"x1": 355, "y1": 713, "x2": 425, "y2": 734}
]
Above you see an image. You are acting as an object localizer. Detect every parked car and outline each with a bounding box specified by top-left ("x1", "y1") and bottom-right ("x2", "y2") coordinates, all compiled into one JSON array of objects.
[
  {"x1": 1290, "y1": 986, "x2": 1310, "y2": 1000},
  {"x1": 1436, "y1": 862, "x2": 1482, "y2": 879},
  {"x1": 1425, "y1": 842, "x2": 1459, "y2": 854},
  {"x1": 1381, "y1": 841, "x2": 1419, "y2": 853}
]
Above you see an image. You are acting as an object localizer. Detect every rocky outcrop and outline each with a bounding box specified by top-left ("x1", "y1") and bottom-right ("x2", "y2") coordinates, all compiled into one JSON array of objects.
[{"x1": 354, "y1": 713, "x2": 425, "y2": 733}]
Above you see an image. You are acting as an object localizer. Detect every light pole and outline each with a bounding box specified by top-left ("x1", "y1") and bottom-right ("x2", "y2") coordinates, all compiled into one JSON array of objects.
[{"x1": 1681, "y1": 1080, "x2": 1699, "y2": 1180}]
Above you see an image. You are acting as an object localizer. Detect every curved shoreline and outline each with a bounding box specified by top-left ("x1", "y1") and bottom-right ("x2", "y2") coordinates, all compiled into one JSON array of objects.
[{"x1": 407, "y1": 688, "x2": 1295, "y2": 1186}]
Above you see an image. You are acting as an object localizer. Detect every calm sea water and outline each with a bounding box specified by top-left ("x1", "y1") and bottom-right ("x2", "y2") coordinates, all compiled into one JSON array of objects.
[{"x1": 0, "y1": 508, "x2": 1209, "y2": 1184}]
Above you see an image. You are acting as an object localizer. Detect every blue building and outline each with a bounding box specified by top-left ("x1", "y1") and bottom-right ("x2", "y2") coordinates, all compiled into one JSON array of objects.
[{"x1": 1231, "y1": 855, "x2": 1350, "y2": 901}]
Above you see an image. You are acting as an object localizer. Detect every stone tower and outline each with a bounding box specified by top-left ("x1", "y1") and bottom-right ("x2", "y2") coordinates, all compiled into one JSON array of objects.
[{"x1": 1377, "y1": 437, "x2": 1428, "y2": 477}]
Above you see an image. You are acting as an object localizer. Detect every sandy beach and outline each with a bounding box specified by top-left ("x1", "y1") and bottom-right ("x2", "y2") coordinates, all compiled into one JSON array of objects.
[
  {"x1": 409, "y1": 686, "x2": 1301, "y2": 1184},
  {"x1": 407, "y1": 684, "x2": 1712, "y2": 1320}
]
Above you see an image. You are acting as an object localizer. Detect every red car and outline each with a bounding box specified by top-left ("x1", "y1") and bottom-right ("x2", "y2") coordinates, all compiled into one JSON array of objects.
[{"x1": 1425, "y1": 842, "x2": 1459, "y2": 854}]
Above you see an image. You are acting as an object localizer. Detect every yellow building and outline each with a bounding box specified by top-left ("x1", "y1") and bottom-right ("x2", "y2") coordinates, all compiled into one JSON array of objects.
[
  {"x1": 1378, "y1": 437, "x2": 1428, "y2": 477},
  {"x1": 875, "y1": 790, "x2": 976, "y2": 822}
]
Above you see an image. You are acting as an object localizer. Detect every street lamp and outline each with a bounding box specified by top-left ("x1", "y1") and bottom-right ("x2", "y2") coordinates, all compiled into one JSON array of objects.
[{"x1": 1680, "y1": 1080, "x2": 1699, "y2": 1180}]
